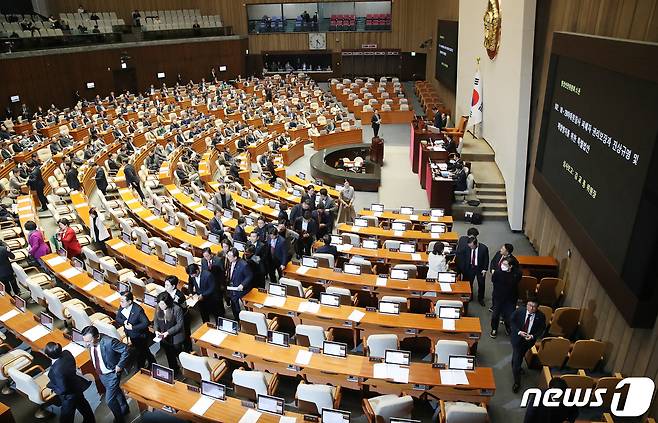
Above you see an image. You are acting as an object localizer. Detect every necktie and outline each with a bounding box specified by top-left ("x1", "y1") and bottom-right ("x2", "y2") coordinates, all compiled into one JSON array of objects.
[
  {"x1": 92, "y1": 346, "x2": 102, "y2": 374},
  {"x1": 521, "y1": 314, "x2": 532, "y2": 332},
  {"x1": 498, "y1": 255, "x2": 504, "y2": 267},
  {"x1": 471, "y1": 249, "x2": 476, "y2": 267},
  {"x1": 208, "y1": 259, "x2": 212, "y2": 270}
]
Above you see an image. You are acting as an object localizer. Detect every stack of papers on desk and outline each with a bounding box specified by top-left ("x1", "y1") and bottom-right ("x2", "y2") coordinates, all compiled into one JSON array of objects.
[
  {"x1": 295, "y1": 266, "x2": 310, "y2": 275},
  {"x1": 111, "y1": 241, "x2": 127, "y2": 250},
  {"x1": 46, "y1": 256, "x2": 66, "y2": 266},
  {"x1": 295, "y1": 350, "x2": 313, "y2": 365},
  {"x1": 373, "y1": 363, "x2": 409, "y2": 383},
  {"x1": 104, "y1": 292, "x2": 121, "y2": 303},
  {"x1": 0, "y1": 309, "x2": 19, "y2": 322},
  {"x1": 61, "y1": 267, "x2": 82, "y2": 279},
  {"x1": 144, "y1": 215, "x2": 158, "y2": 222},
  {"x1": 24, "y1": 325, "x2": 50, "y2": 342},
  {"x1": 442, "y1": 319, "x2": 456, "y2": 331},
  {"x1": 375, "y1": 277, "x2": 387, "y2": 287},
  {"x1": 298, "y1": 301, "x2": 320, "y2": 314},
  {"x1": 348, "y1": 310, "x2": 365, "y2": 322},
  {"x1": 440, "y1": 283, "x2": 452, "y2": 292},
  {"x1": 440, "y1": 369, "x2": 469, "y2": 385},
  {"x1": 238, "y1": 409, "x2": 262, "y2": 423},
  {"x1": 63, "y1": 342, "x2": 85, "y2": 357},
  {"x1": 263, "y1": 295, "x2": 286, "y2": 308},
  {"x1": 189, "y1": 395, "x2": 214, "y2": 416},
  {"x1": 411, "y1": 253, "x2": 422, "y2": 261},
  {"x1": 162, "y1": 225, "x2": 176, "y2": 232},
  {"x1": 82, "y1": 281, "x2": 100, "y2": 291},
  {"x1": 199, "y1": 328, "x2": 228, "y2": 347}
]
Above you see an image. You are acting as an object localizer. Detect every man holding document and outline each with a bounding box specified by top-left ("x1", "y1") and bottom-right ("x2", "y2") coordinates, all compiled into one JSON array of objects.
[{"x1": 226, "y1": 248, "x2": 252, "y2": 321}]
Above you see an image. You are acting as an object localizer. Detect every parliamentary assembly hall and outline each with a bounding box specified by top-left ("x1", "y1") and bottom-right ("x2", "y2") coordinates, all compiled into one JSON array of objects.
[{"x1": 0, "y1": 0, "x2": 655, "y2": 422}]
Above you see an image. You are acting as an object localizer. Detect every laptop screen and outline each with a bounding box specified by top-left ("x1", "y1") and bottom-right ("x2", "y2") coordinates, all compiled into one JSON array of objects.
[
  {"x1": 430, "y1": 224, "x2": 446, "y2": 233},
  {"x1": 353, "y1": 218, "x2": 368, "y2": 227},
  {"x1": 256, "y1": 197, "x2": 265, "y2": 205},
  {"x1": 320, "y1": 293, "x2": 341, "y2": 307},
  {"x1": 141, "y1": 242, "x2": 152, "y2": 255},
  {"x1": 399, "y1": 206, "x2": 414, "y2": 215},
  {"x1": 217, "y1": 317, "x2": 239, "y2": 335},
  {"x1": 330, "y1": 235, "x2": 343, "y2": 245},
  {"x1": 72, "y1": 257, "x2": 85, "y2": 269},
  {"x1": 362, "y1": 239, "x2": 378, "y2": 250},
  {"x1": 151, "y1": 363, "x2": 174, "y2": 384},
  {"x1": 322, "y1": 409, "x2": 351, "y2": 422},
  {"x1": 201, "y1": 380, "x2": 226, "y2": 400},
  {"x1": 121, "y1": 231, "x2": 131, "y2": 243},
  {"x1": 437, "y1": 272, "x2": 457, "y2": 283},
  {"x1": 268, "y1": 283, "x2": 286, "y2": 297},
  {"x1": 143, "y1": 293, "x2": 157, "y2": 307},
  {"x1": 322, "y1": 341, "x2": 347, "y2": 358},
  {"x1": 430, "y1": 209, "x2": 445, "y2": 217},
  {"x1": 206, "y1": 202, "x2": 216, "y2": 212},
  {"x1": 292, "y1": 189, "x2": 302, "y2": 197},
  {"x1": 118, "y1": 282, "x2": 129, "y2": 294},
  {"x1": 371, "y1": 203, "x2": 384, "y2": 212},
  {"x1": 343, "y1": 264, "x2": 361, "y2": 275},
  {"x1": 92, "y1": 269, "x2": 104, "y2": 283},
  {"x1": 399, "y1": 243, "x2": 415, "y2": 253},
  {"x1": 223, "y1": 209, "x2": 234, "y2": 219},
  {"x1": 297, "y1": 172, "x2": 306, "y2": 180},
  {"x1": 385, "y1": 349, "x2": 410, "y2": 366},
  {"x1": 185, "y1": 223, "x2": 196, "y2": 235},
  {"x1": 40, "y1": 312, "x2": 54, "y2": 331},
  {"x1": 390, "y1": 269, "x2": 408, "y2": 280},
  {"x1": 448, "y1": 355, "x2": 475, "y2": 370},
  {"x1": 244, "y1": 216, "x2": 254, "y2": 226},
  {"x1": 301, "y1": 256, "x2": 318, "y2": 268},
  {"x1": 256, "y1": 394, "x2": 285, "y2": 415},
  {"x1": 164, "y1": 253, "x2": 177, "y2": 266},
  {"x1": 71, "y1": 328, "x2": 85, "y2": 345},
  {"x1": 391, "y1": 222, "x2": 406, "y2": 231},
  {"x1": 378, "y1": 301, "x2": 400, "y2": 315},
  {"x1": 267, "y1": 330, "x2": 289, "y2": 347},
  {"x1": 208, "y1": 233, "x2": 221, "y2": 244},
  {"x1": 438, "y1": 306, "x2": 461, "y2": 319}
]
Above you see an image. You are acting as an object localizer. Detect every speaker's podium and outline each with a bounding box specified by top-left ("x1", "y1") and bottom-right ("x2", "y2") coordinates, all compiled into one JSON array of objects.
[{"x1": 370, "y1": 137, "x2": 384, "y2": 165}]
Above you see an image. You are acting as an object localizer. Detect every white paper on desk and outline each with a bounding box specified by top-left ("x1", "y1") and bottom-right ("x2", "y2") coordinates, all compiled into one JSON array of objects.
[
  {"x1": 125, "y1": 198, "x2": 138, "y2": 205},
  {"x1": 163, "y1": 225, "x2": 175, "y2": 232},
  {"x1": 440, "y1": 369, "x2": 469, "y2": 385},
  {"x1": 295, "y1": 266, "x2": 310, "y2": 275},
  {"x1": 351, "y1": 226, "x2": 361, "y2": 233},
  {"x1": 431, "y1": 233, "x2": 440, "y2": 239},
  {"x1": 390, "y1": 365, "x2": 409, "y2": 383},
  {"x1": 410, "y1": 215, "x2": 418, "y2": 221},
  {"x1": 263, "y1": 295, "x2": 286, "y2": 308},
  {"x1": 74, "y1": 202, "x2": 88, "y2": 209},
  {"x1": 337, "y1": 244, "x2": 353, "y2": 252},
  {"x1": 376, "y1": 277, "x2": 387, "y2": 287},
  {"x1": 0, "y1": 309, "x2": 19, "y2": 322},
  {"x1": 111, "y1": 241, "x2": 127, "y2": 250},
  {"x1": 190, "y1": 395, "x2": 214, "y2": 416},
  {"x1": 394, "y1": 230, "x2": 404, "y2": 237},
  {"x1": 170, "y1": 188, "x2": 181, "y2": 195},
  {"x1": 61, "y1": 267, "x2": 82, "y2": 279},
  {"x1": 24, "y1": 325, "x2": 50, "y2": 342},
  {"x1": 63, "y1": 342, "x2": 85, "y2": 357},
  {"x1": 411, "y1": 253, "x2": 422, "y2": 261},
  {"x1": 422, "y1": 291, "x2": 437, "y2": 298},
  {"x1": 133, "y1": 207, "x2": 145, "y2": 213},
  {"x1": 298, "y1": 301, "x2": 320, "y2": 314},
  {"x1": 199, "y1": 328, "x2": 228, "y2": 347},
  {"x1": 104, "y1": 292, "x2": 121, "y2": 303},
  {"x1": 82, "y1": 281, "x2": 100, "y2": 291},
  {"x1": 348, "y1": 310, "x2": 365, "y2": 322},
  {"x1": 374, "y1": 212, "x2": 383, "y2": 217},
  {"x1": 17, "y1": 206, "x2": 31, "y2": 211},
  {"x1": 431, "y1": 217, "x2": 439, "y2": 222},
  {"x1": 144, "y1": 215, "x2": 158, "y2": 222},
  {"x1": 238, "y1": 409, "x2": 262, "y2": 423},
  {"x1": 280, "y1": 416, "x2": 296, "y2": 423},
  {"x1": 46, "y1": 256, "x2": 66, "y2": 266},
  {"x1": 188, "y1": 201, "x2": 199, "y2": 207},
  {"x1": 295, "y1": 350, "x2": 313, "y2": 365},
  {"x1": 439, "y1": 283, "x2": 452, "y2": 292},
  {"x1": 442, "y1": 319, "x2": 456, "y2": 331}
]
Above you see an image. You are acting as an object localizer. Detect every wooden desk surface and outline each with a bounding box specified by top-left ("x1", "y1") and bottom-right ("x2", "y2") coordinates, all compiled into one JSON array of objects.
[
  {"x1": 311, "y1": 128, "x2": 363, "y2": 150},
  {"x1": 358, "y1": 209, "x2": 454, "y2": 225},
  {"x1": 333, "y1": 243, "x2": 431, "y2": 264},
  {"x1": 207, "y1": 181, "x2": 280, "y2": 221},
  {"x1": 250, "y1": 178, "x2": 301, "y2": 205},
  {"x1": 0, "y1": 293, "x2": 92, "y2": 369},
  {"x1": 337, "y1": 223, "x2": 459, "y2": 244},
  {"x1": 41, "y1": 253, "x2": 155, "y2": 321},
  {"x1": 106, "y1": 238, "x2": 188, "y2": 284},
  {"x1": 123, "y1": 372, "x2": 306, "y2": 422},
  {"x1": 287, "y1": 174, "x2": 341, "y2": 199},
  {"x1": 284, "y1": 264, "x2": 471, "y2": 302},
  {"x1": 192, "y1": 325, "x2": 495, "y2": 401},
  {"x1": 279, "y1": 139, "x2": 305, "y2": 166},
  {"x1": 117, "y1": 187, "x2": 222, "y2": 255},
  {"x1": 516, "y1": 255, "x2": 559, "y2": 268},
  {"x1": 242, "y1": 290, "x2": 480, "y2": 336}
]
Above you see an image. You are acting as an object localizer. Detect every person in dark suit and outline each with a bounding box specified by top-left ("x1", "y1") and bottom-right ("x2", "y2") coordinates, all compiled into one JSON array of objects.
[
  {"x1": 266, "y1": 227, "x2": 287, "y2": 283},
  {"x1": 65, "y1": 164, "x2": 81, "y2": 191},
  {"x1": 123, "y1": 159, "x2": 144, "y2": 200},
  {"x1": 153, "y1": 291, "x2": 185, "y2": 374},
  {"x1": 116, "y1": 292, "x2": 155, "y2": 370},
  {"x1": 455, "y1": 227, "x2": 479, "y2": 255},
  {"x1": 81, "y1": 325, "x2": 130, "y2": 423},
  {"x1": 315, "y1": 205, "x2": 333, "y2": 238},
  {"x1": 187, "y1": 263, "x2": 216, "y2": 323},
  {"x1": 244, "y1": 244, "x2": 265, "y2": 289},
  {"x1": 233, "y1": 216, "x2": 248, "y2": 243},
  {"x1": 44, "y1": 342, "x2": 95, "y2": 423},
  {"x1": 456, "y1": 236, "x2": 489, "y2": 306},
  {"x1": 277, "y1": 203, "x2": 289, "y2": 227},
  {"x1": 510, "y1": 296, "x2": 546, "y2": 393},
  {"x1": 0, "y1": 241, "x2": 18, "y2": 295},
  {"x1": 208, "y1": 209, "x2": 224, "y2": 239},
  {"x1": 163, "y1": 276, "x2": 191, "y2": 351},
  {"x1": 94, "y1": 163, "x2": 108, "y2": 195},
  {"x1": 317, "y1": 189, "x2": 337, "y2": 220},
  {"x1": 254, "y1": 216, "x2": 273, "y2": 243},
  {"x1": 28, "y1": 164, "x2": 48, "y2": 211},
  {"x1": 226, "y1": 248, "x2": 253, "y2": 320},
  {"x1": 300, "y1": 185, "x2": 316, "y2": 210},
  {"x1": 490, "y1": 257, "x2": 521, "y2": 338},
  {"x1": 490, "y1": 243, "x2": 515, "y2": 274},
  {"x1": 289, "y1": 200, "x2": 311, "y2": 224},
  {"x1": 293, "y1": 210, "x2": 318, "y2": 257},
  {"x1": 201, "y1": 248, "x2": 225, "y2": 318},
  {"x1": 315, "y1": 235, "x2": 338, "y2": 260},
  {"x1": 371, "y1": 110, "x2": 381, "y2": 137},
  {"x1": 453, "y1": 163, "x2": 467, "y2": 192}
]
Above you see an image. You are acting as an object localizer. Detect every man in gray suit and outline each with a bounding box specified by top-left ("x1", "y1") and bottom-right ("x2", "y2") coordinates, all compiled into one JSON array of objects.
[
  {"x1": 82, "y1": 326, "x2": 130, "y2": 423},
  {"x1": 317, "y1": 188, "x2": 337, "y2": 221}
]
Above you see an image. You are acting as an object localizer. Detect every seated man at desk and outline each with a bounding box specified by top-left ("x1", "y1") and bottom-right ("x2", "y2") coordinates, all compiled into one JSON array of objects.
[
  {"x1": 212, "y1": 184, "x2": 235, "y2": 211},
  {"x1": 315, "y1": 234, "x2": 338, "y2": 259},
  {"x1": 175, "y1": 162, "x2": 191, "y2": 186},
  {"x1": 453, "y1": 163, "x2": 468, "y2": 192}
]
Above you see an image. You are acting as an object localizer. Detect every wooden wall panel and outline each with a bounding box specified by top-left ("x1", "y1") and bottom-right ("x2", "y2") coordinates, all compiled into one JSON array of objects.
[
  {"x1": 526, "y1": 0, "x2": 658, "y2": 416},
  {"x1": 0, "y1": 38, "x2": 247, "y2": 112}
]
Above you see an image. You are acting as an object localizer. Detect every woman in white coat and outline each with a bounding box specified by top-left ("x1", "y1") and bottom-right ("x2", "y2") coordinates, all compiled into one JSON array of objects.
[
  {"x1": 89, "y1": 207, "x2": 111, "y2": 255},
  {"x1": 427, "y1": 241, "x2": 448, "y2": 278}
]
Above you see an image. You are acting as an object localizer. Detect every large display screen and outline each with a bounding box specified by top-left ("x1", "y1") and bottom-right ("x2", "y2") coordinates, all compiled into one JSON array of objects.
[
  {"x1": 534, "y1": 32, "x2": 658, "y2": 327},
  {"x1": 435, "y1": 20, "x2": 458, "y2": 91}
]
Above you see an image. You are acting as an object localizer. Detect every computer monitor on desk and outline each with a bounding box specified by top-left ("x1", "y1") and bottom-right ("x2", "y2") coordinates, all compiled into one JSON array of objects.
[
  {"x1": 40, "y1": 312, "x2": 54, "y2": 331},
  {"x1": 268, "y1": 283, "x2": 286, "y2": 297},
  {"x1": 438, "y1": 272, "x2": 457, "y2": 283},
  {"x1": 323, "y1": 340, "x2": 347, "y2": 358},
  {"x1": 257, "y1": 394, "x2": 285, "y2": 415},
  {"x1": 151, "y1": 363, "x2": 174, "y2": 384},
  {"x1": 322, "y1": 408, "x2": 351, "y2": 422},
  {"x1": 385, "y1": 349, "x2": 410, "y2": 366},
  {"x1": 343, "y1": 263, "x2": 361, "y2": 275},
  {"x1": 164, "y1": 253, "x2": 177, "y2": 266},
  {"x1": 92, "y1": 269, "x2": 105, "y2": 283},
  {"x1": 301, "y1": 256, "x2": 318, "y2": 268},
  {"x1": 267, "y1": 330, "x2": 289, "y2": 347},
  {"x1": 371, "y1": 203, "x2": 384, "y2": 212},
  {"x1": 362, "y1": 239, "x2": 378, "y2": 250},
  {"x1": 400, "y1": 206, "x2": 414, "y2": 215},
  {"x1": 390, "y1": 269, "x2": 408, "y2": 280},
  {"x1": 217, "y1": 317, "x2": 239, "y2": 335},
  {"x1": 391, "y1": 222, "x2": 406, "y2": 231},
  {"x1": 201, "y1": 380, "x2": 226, "y2": 401},
  {"x1": 449, "y1": 355, "x2": 475, "y2": 371}
]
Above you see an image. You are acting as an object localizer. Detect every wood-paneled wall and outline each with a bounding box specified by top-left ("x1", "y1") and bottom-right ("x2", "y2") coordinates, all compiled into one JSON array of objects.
[
  {"x1": 0, "y1": 38, "x2": 247, "y2": 112},
  {"x1": 526, "y1": 0, "x2": 658, "y2": 415}
]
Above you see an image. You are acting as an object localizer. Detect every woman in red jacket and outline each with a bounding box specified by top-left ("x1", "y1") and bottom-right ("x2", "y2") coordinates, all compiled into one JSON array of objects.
[{"x1": 57, "y1": 218, "x2": 82, "y2": 259}]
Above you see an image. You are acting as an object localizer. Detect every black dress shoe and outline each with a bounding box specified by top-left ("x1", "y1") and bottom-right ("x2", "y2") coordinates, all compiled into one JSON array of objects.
[
  {"x1": 489, "y1": 330, "x2": 497, "y2": 338},
  {"x1": 512, "y1": 383, "x2": 520, "y2": 393}
]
